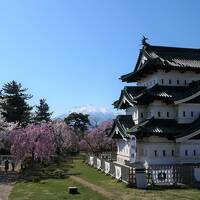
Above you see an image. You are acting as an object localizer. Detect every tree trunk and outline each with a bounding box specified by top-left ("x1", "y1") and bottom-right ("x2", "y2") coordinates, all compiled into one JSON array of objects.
[
  {"x1": 83, "y1": 138, "x2": 95, "y2": 154},
  {"x1": 31, "y1": 151, "x2": 35, "y2": 166}
]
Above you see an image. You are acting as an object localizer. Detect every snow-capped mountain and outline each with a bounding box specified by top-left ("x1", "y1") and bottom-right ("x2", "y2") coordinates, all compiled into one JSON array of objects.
[{"x1": 56, "y1": 105, "x2": 123, "y2": 126}]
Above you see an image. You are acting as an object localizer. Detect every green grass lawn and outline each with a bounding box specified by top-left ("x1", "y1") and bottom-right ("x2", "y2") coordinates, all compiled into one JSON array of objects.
[
  {"x1": 9, "y1": 159, "x2": 105, "y2": 200},
  {"x1": 70, "y1": 159, "x2": 200, "y2": 200},
  {"x1": 9, "y1": 178, "x2": 104, "y2": 200},
  {"x1": 9, "y1": 157, "x2": 200, "y2": 200}
]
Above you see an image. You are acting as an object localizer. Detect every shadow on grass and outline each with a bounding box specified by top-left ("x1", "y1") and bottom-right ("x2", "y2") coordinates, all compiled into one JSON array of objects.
[
  {"x1": 0, "y1": 171, "x2": 18, "y2": 184},
  {"x1": 146, "y1": 184, "x2": 192, "y2": 191},
  {"x1": 16, "y1": 157, "x2": 82, "y2": 183}
]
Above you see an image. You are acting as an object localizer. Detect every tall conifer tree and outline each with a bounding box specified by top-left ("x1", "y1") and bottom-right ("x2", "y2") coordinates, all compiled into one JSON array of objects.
[
  {"x1": 34, "y1": 99, "x2": 52, "y2": 122},
  {"x1": 0, "y1": 80, "x2": 33, "y2": 127}
]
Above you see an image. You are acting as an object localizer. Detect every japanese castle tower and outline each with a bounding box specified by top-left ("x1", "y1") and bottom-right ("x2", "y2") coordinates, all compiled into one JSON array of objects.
[{"x1": 110, "y1": 40, "x2": 200, "y2": 167}]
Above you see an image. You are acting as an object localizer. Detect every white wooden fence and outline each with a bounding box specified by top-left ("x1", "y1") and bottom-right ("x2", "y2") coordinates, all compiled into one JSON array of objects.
[
  {"x1": 87, "y1": 155, "x2": 200, "y2": 187},
  {"x1": 87, "y1": 155, "x2": 136, "y2": 186}
]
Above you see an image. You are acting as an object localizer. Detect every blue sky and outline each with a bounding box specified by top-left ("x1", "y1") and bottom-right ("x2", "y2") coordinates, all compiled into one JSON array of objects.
[{"x1": 0, "y1": 0, "x2": 200, "y2": 116}]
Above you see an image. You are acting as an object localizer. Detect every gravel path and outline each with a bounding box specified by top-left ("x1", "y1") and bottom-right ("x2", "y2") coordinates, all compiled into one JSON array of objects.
[{"x1": 71, "y1": 176, "x2": 122, "y2": 200}]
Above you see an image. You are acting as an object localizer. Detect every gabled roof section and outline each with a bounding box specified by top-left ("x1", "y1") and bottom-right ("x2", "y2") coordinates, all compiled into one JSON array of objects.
[
  {"x1": 113, "y1": 86, "x2": 146, "y2": 109},
  {"x1": 109, "y1": 115, "x2": 135, "y2": 139},
  {"x1": 114, "y1": 81, "x2": 200, "y2": 108},
  {"x1": 108, "y1": 114, "x2": 200, "y2": 141},
  {"x1": 124, "y1": 115, "x2": 200, "y2": 141},
  {"x1": 128, "y1": 117, "x2": 188, "y2": 140},
  {"x1": 134, "y1": 84, "x2": 186, "y2": 105},
  {"x1": 121, "y1": 43, "x2": 200, "y2": 82}
]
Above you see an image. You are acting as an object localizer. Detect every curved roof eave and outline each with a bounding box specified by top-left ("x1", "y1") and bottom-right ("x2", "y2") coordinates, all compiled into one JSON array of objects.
[{"x1": 174, "y1": 91, "x2": 200, "y2": 104}]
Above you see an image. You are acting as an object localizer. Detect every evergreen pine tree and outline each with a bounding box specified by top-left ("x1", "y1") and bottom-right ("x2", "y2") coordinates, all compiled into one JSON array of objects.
[
  {"x1": 34, "y1": 99, "x2": 52, "y2": 122},
  {"x1": 64, "y1": 112, "x2": 90, "y2": 138},
  {"x1": 0, "y1": 80, "x2": 33, "y2": 127}
]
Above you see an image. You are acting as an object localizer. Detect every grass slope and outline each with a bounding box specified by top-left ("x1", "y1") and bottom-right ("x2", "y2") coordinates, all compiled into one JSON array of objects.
[
  {"x1": 9, "y1": 178, "x2": 104, "y2": 200},
  {"x1": 9, "y1": 158, "x2": 200, "y2": 200},
  {"x1": 70, "y1": 159, "x2": 200, "y2": 200},
  {"x1": 9, "y1": 159, "x2": 105, "y2": 200}
]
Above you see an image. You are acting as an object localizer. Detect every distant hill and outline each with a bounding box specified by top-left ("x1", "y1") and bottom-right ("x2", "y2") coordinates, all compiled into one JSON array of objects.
[{"x1": 56, "y1": 105, "x2": 123, "y2": 126}]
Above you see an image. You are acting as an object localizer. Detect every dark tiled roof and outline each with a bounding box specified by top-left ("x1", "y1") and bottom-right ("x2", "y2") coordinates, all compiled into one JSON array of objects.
[
  {"x1": 175, "y1": 80, "x2": 200, "y2": 101},
  {"x1": 128, "y1": 116, "x2": 200, "y2": 140},
  {"x1": 115, "y1": 82, "x2": 200, "y2": 106},
  {"x1": 134, "y1": 84, "x2": 185, "y2": 104},
  {"x1": 148, "y1": 45, "x2": 200, "y2": 69},
  {"x1": 176, "y1": 116, "x2": 200, "y2": 138},
  {"x1": 121, "y1": 43, "x2": 200, "y2": 82},
  {"x1": 110, "y1": 114, "x2": 200, "y2": 140},
  {"x1": 109, "y1": 115, "x2": 135, "y2": 138},
  {"x1": 113, "y1": 86, "x2": 146, "y2": 109},
  {"x1": 129, "y1": 118, "x2": 188, "y2": 139}
]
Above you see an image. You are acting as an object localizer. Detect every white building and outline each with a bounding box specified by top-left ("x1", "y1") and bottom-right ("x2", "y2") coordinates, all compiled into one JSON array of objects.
[{"x1": 109, "y1": 40, "x2": 200, "y2": 167}]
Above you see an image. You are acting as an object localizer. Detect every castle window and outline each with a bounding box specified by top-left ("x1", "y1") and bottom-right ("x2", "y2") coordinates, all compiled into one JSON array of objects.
[
  {"x1": 193, "y1": 150, "x2": 196, "y2": 156},
  {"x1": 154, "y1": 150, "x2": 157, "y2": 157},
  {"x1": 167, "y1": 112, "x2": 169, "y2": 118},
  {"x1": 184, "y1": 80, "x2": 187, "y2": 85},
  {"x1": 161, "y1": 79, "x2": 164, "y2": 84},
  {"x1": 191, "y1": 112, "x2": 194, "y2": 117},
  {"x1": 172, "y1": 150, "x2": 174, "y2": 157},
  {"x1": 163, "y1": 150, "x2": 166, "y2": 157},
  {"x1": 177, "y1": 80, "x2": 180, "y2": 85},
  {"x1": 185, "y1": 150, "x2": 188, "y2": 156},
  {"x1": 140, "y1": 113, "x2": 143, "y2": 118},
  {"x1": 183, "y1": 111, "x2": 186, "y2": 117},
  {"x1": 158, "y1": 112, "x2": 161, "y2": 117},
  {"x1": 169, "y1": 80, "x2": 171, "y2": 84}
]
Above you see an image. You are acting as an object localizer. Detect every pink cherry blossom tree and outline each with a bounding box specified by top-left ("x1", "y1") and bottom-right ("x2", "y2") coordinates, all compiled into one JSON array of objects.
[
  {"x1": 50, "y1": 120, "x2": 78, "y2": 155},
  {"x1": 10, "y1": 123, "x2": 55, "y2": 163},
  {"x1": 0, "y1": 98, "x2": 16, "y2": 152},
  {"x1": 79, "y1": 120, "x2": 114, "y2": 153}
]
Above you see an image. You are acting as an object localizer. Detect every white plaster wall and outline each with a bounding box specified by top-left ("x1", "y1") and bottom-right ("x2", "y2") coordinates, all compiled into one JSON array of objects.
[
  {"x1": 116, "y1": 136, "x2": 177, "y2": 165},
  {"x1": 137, "y1": 70, "x2": 200, "y2": 88},
  {"x1": 137, "y1": 106, "x2": 147, "y2": 123},
  {"x1": 132, "y1": 107, "x2": 139, "y2": 125},
  {"x1": 137, "y1": 73, "x2": 159, "y2": 88},
  {"x1": 131, "y1": 101, "x2": 176, "y2": 121},
  {"x1": 116, "y1": 136, "x2": 200, "y2": 166},
  {"x1": 126, "y1": 101, "x2": 200, "y2": 124},
  {"x1": 126, "y1": 107, "x2": 134, "y2": 115},
  {"x1": 147, "y1": 100, "x2": 176, "y2": 119},
  {"x1": 177, "y1": 103, "x2": 200, "y2": 123},
  {"x1": 116, "y1": 139, "x2": 130, "y2": 164},
  {"x1": 177, "y1": 141, "x2": 200, "y2": 164},
  {"x1": 126, "y1": 106, "x2": 139, "y2": 124},
  {"x1": 136, "y1": 136, "x2": 177, "y2": 165}
]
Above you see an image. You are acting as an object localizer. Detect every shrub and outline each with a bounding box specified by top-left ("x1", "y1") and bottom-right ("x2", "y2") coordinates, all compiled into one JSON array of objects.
[
  {"x1": 53, "y1": 169, "x2": 65, "y2": 178},
  {"x1": 32, "y1": 176, "x2": 40, "y2": 182}
]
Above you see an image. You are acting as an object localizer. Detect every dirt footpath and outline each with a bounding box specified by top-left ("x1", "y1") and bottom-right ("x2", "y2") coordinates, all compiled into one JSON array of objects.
[
  {"x1": 0, "y1": 170, "x2": 17, "y2": 200},
  {"x1": 71, "y1": 176, "x2": 122, "y2": 200},
  {"x1": 0, "y1": 183, "x2": 13, "y2": 200}
]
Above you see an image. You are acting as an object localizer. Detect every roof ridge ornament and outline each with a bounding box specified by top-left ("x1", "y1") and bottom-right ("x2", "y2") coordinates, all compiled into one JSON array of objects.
[{"x1": 141, "y1": 35, "x2": 149, "y2": 46}]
